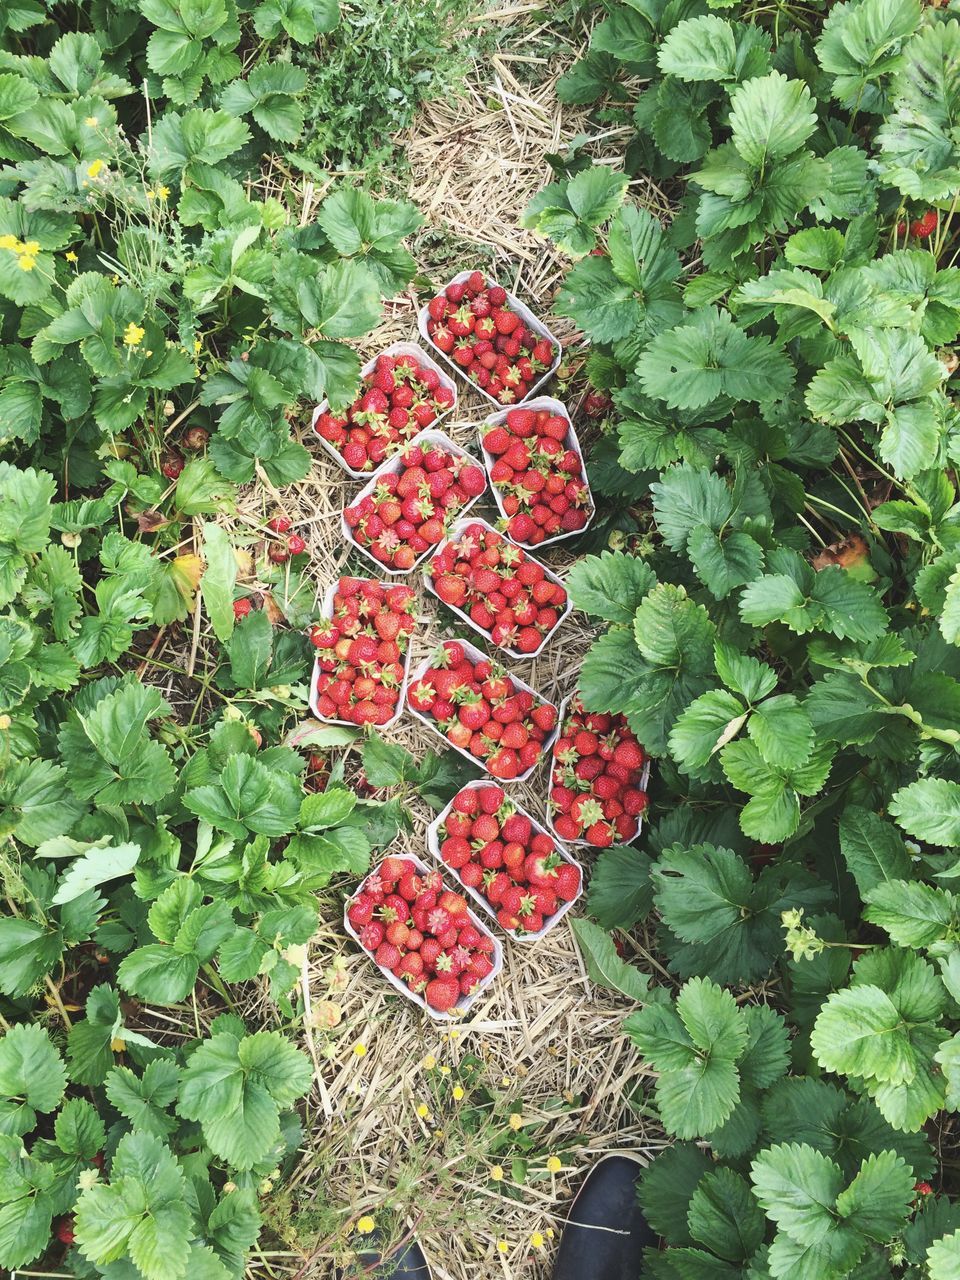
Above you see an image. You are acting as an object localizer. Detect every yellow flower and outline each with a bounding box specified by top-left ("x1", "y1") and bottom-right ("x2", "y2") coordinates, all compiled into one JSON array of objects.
[
  {"x1": 146, "y1": 189, "x2": 155, "y2": 200},
  {"x1": 123, "y1": 322, "x2": 145, "y2": 348},
  {"x1": 194, "y1": 337, "x2": 202, "y2": 353},
  {"x1": 87, "y1": 159, "x2": 105, "y2": 178},
  {"x1": 352, "y1": 1042, "x2": 367, "y2": 1058},
  {"x1": 65, "y1": 251, "x2": 78, "y2": 263},
  {"x1": 356, "y1": 1216, "x2": 375, "y2": 1235},
  {"x1": 0, "y1": 234, "x2": 17, "y2": 250},
  {"x1": 490, "y1": 1165, "x2": 504, "y2": 1182},
  {"x1": 452, "y1": 1085, "x2": 464, "y2": 1100},
  {"x1": 531, "y1": 1231, "x2": 545, "y2": 1249},
  {"x1": 84, "y1": 116, "x2": 98, "y2": 126},
  {"x1": 501, "y1": 1076, "x2": 511, "y2": 1086},
  {"x1": 422, "y1": 1054, "x2": 436, "y2": 1070},
  {"x1": 416, "y1": 1103, "x2": 430, "y2": 1119},
  {"x1": 18, "y1": 255, "x2": 36, "y2": 271},
  {"x1": 546, "y1": 1228, "x2": 555, "y2": 1240},
  {"x1": 497, "y1": 1241, "x2": 509, "y2": 1255},
  {"x1": 157, "y1": 185, "x2": 170, "y2": 200},
  {"x1": 439, "y1": 1065, "x2": 451, "y2": 1076},
  {"x1": 546, "y1": 1156, "x2": 562, "y2": 1174},
  {"x1": 22, "y1": 240, "x2": 39, "y2": 255},
  {"x1": 508, "y1": 1112, "x2": 523, "y2": 1131},
  {"x1": 448, "y1": 1029, "x2": 460, "y2": 1039}
]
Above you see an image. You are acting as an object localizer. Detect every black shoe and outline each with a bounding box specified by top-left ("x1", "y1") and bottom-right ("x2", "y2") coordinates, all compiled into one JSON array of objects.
[
  {"x1": 335, "y1": 1235, "x2": 431, "y2": 1279},
  {"x1": 552, "y1": 1154, "x2": 657, "y2": 1280}
]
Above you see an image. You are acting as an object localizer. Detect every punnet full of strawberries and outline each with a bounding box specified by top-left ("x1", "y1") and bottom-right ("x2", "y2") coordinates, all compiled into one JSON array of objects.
[
  {"x1": 347, "y1": 856, "x2": 498, "y2": 1012},
  {"x1": 314, "y1": 351, "x2": 455, "y2": 472},
  {"x1": 439, "y1": 784, "x2": 581, "y2": 935},
  {"x1": 424, "y1": 270, "x2": 556, "y2": 404},
  {"x1": 309, "y1": 577, "x2": 416, "y2": 726},
  {"x1": 426, "y1": 521, "x2": 568, "y2": 655},
  {"x1": 482, "y1": 407, "x2": 593, "y2": 545},
  {"x1": 549, "y1": 695, "x2": 648, "y2": 847},
  {"x1": 343, "y1": 440, "x2": 487, "y2": 570},
  {"x1": 409, "y1": 641, "x2": 557, "y2": 779}
]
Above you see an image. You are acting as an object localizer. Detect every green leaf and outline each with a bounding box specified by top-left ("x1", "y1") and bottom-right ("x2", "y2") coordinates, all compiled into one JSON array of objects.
[
  {"x1": 51, "y1": 840, "x2": 140, "y2": 905},
  {"x1": 863, "y1": 880, "x2": 958, "y2": 947},
  {"x1": 838, "y1": 807, "x2": 912, "y2": 894},
  {"x1": 586, "y1": 844, "x2": 654, "y2": 929},
  {"x1": 571, "y1": 918, "x2": 650, "y2": 1002},
  {"x1": 658, "y1": 15, "x2": 737, "y2": 82},
  {"x1": 200, "y1": 522, "x2": 237, "y2": 642},
  {"x1": 889, "y1": 778, "x2": 960, "y2": 847},
  {"x1": 639, "y1": 1144, "x2": 714, "y2": 1247},
  {"x1": 728, "y1": 71, "x2": 818, "y2": 168},
  {"x1": 0, "y1": 918, "x2": 63, "y2": 999},
  {"x1": 688, "y1": 1167, "x2": 766, "y2": 1261},
  {"x1": 634, "y1": 583, "x2": 716, "y2": 671},
  {"x1": 750, "y1": 1143, "x2": 844, "y2": 1245},
  {"x1": 739, "y1": 563, "x2": 888, "y2": 642},
  {"x1": 877, "y1": 21, "x2": 960, "y2": 201},
  {"x1": 184, "y1": 754, "x2": 301, "y2": 840},
  {"x1": 928, "y1": 1230, "x2": 960, "y2": 1280},
  {"x1": 0, "y1": 1023, "x2": 66, "y2": 1120},
  {"x1": 177, "y1": 1029, "x2": 311, "y2": 1170},
  {"x1": 55, "y1": 1097, "x2": 106, "y2": 1158},
  {"x1": 835, "y1": 1150, "x2": 915, "y2": 1241},
  {"x1": 228, "y1": 609, "x2": 273, "y2": 689},
  {"x1": 669, "y1": 689, "x2": 748, "y2": 776},
  {"x1": 299, "y1": 787, "x2": 357, "y2": 829},
  {"x1": 73, "y1": 1131, "x2": 192, "y2": 1280},
  {"x1": 118, "y1": 944, "x2": 199, "y2": 1004},
  {"x1": 626, "y1": 978, "x2": 748, "y2": 1139},
  {"x1": 639, "y1": 308, "x2": 795, "y2": 411},
  {"x1": 566, "y1": 551, "x2": 656, "y2": 623},
  {"x1": 810, "y1": 985, "x2": 916, "y2": 1084},
  {"x1": 748, "y1": 694, "x2": 814, "y2": 769}
]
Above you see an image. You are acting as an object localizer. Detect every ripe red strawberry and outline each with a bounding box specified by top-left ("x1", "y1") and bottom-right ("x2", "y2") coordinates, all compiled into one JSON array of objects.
[
  {"x1": 424, "y1": 977, "x2": 460, "y2": 1011},
  {"x1": 268, "y1": 515, "x2": 292, "y2": 533},
  {"x1": 910, "y1": 209, "x2": 938, "y2": 238},
  {"x1": 233, "y1": 598, "x2": 253, "y2": 620}
]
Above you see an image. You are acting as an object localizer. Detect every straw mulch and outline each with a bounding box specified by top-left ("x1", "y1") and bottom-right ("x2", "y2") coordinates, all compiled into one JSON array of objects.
[{"x1": 223, "y1": 8, "x2": 666, "y2": 1277}]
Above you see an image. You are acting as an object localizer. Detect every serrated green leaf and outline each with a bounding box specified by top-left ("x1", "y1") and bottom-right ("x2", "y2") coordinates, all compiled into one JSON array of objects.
[{"x1": 571, "y1": 918, "x2": 650, "y2": 1001}]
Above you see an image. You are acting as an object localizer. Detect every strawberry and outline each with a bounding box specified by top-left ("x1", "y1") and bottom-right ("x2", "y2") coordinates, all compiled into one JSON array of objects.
[
  {"x1": 424, "y1": 977, "x2": 460, "y2": 1011},
  {"x1": 268, "y1": 515, "x2": 292, "y2": 533},
  {"x1": 550, "y1": 694, "x2": 648, "y2": 845},
  {"x1": 161, "y1": 450, "x2": 184, "y2": 480},
  {"x1": 426, "y1": 521, "x2": 566, "y2": 656},
  {"x1": 233, "y1": 598, "x2": 253, "y2": 620},
  {"x1": 910, "y1": 209, "x2": 938, "y2": 238}
]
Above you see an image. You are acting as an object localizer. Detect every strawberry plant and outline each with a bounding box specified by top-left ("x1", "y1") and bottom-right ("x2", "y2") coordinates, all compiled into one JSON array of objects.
[
  {"x1": 528, "y1": 0, "x2": 960, "y2": 1271},
  {"x1": 0, "y1": 4, "x2": 426, "y2": 1275}
]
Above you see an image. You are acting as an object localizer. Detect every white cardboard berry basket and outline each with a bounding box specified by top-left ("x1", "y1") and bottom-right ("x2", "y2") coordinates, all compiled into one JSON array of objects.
[
  {"x1": 478, "y1": 397, "x2": 595, "y2": 549},
  {"x1": 343, "y1": 852, "x2": 503, "y2": 1020},
  {"x1": 426, "y1": 780, "x2": 583, "y2": 942},
  {"x1": 341, "y1": 429, "x2": 486, "y2": 576},
  {"x1": 406, "y1": 635, "x2": 559, "y2": 783},
  {"x1": 416, "y1": 270, "x2": 563, "y2": 407},
  {"x1": 544, "y1": 693, "x2": 652, "y2": 848},
  {"x1": 422, "y1": 516, "x2": 573, "y2": 661},
  {"x1": 311, "y1": 341, "x2": 459, "y2": 480},
  {"x1": 307, "y1": 579, "x2": 415, "y2": 731}
]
